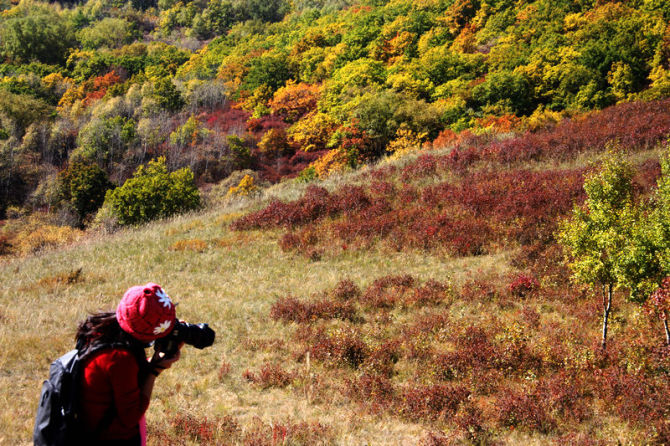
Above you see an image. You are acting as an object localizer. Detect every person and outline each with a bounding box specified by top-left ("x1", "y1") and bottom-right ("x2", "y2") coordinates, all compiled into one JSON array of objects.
[{"x1": 75, "y1": 282, "x2": 182, "y2": 446}]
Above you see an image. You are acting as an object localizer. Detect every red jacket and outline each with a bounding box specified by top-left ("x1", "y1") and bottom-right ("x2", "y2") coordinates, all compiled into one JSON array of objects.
[{"x1": 79, "y1": 348, "x2": 150, "y2": 441}]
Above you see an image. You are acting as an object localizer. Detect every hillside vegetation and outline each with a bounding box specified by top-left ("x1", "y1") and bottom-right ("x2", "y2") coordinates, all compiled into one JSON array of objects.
[
  {"x1": 0, "y1": 0, "x2": 669, "y2": 241},
  {"x1": 2, "y1": 99, "x2": 670, "y2": 443},
  {"x1": 1, "y1": 0, "x2": 670, "y2": 444}
]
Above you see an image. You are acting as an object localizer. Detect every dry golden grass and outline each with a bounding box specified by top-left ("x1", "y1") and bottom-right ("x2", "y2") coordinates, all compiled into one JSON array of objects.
[{"x1": 1, "y1": 198, "x2": 500, "y2": 444}]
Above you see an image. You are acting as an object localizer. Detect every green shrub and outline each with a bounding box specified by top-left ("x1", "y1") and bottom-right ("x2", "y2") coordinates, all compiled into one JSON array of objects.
[
  {"x1": 57, "y1": 161, "x2": 112, "y2": 224},
  {"x1": 104, "y1": 157, "x2": 200, "y2": 225}
]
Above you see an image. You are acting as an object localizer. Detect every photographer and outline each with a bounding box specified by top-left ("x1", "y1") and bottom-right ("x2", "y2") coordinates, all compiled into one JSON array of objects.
[{"x1": 75, "y1": 283, "x2": 183, "y2": 446}]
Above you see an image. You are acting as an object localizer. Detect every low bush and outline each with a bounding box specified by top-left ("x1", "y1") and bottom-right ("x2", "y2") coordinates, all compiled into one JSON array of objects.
[
  {"x1": 169, "y1": 239, "x2": 208, "y2": 252},
  {"x1": 241, "y1": 417, "x2": 335, "y2": 446},
  {"x1": 495, "y1": 387, "x2": 556, "y2": 433},
  {"x1": 13, "y1": 223, "x2": 83, "y2": 254},
  {"x1": 270, "y1": 296, "x2": 357, "y2": 323},
  {"x1": 243, "y1": 363, "x2": 295, "y2": 389},
  {"x1": 309, "y1": 327, "x2": 369, "y2": 369},
  {"x1": 507, "y1": 273, "x2": 540, "y2": 298},
  {"x1": 104, "y1": 157, "x2": 200, "y2": 225},
  {"x1": 344, "y1": 373, "x2": 395, "y2": 407},
  {"x1": 397, "y1": 383, "x2": 470, "y2": 422},
  {"x1": 331, "y1": 279, "x2": 361, "y2": 301}
]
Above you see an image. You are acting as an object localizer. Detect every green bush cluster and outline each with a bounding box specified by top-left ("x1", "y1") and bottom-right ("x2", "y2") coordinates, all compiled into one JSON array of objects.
[{"x1": 104, "y1": 157, "x2": 200, "y2": 225}]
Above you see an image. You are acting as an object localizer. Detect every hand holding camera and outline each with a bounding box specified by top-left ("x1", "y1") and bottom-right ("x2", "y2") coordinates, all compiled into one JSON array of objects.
[{"x1": 154, "y1": 320, "x2": 216, "y2": 358}]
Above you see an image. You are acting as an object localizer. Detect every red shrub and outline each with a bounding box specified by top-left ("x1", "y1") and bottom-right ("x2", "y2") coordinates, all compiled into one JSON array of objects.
[
  {"x1": 170, "y1": 412, "x2": 226, "y2": 444},
  {"x1": 309, "y1": 327, "x2": 369, "y2": 368},
  {"x1": 508, "y1": 273, "x2": 540, "y2": 298},
  {"x1": 417, "y1": 431, "x2": 451, "y2": 446},
  {"x1": 243, "y1": 362, "x2": 294, "y2": 389},
  {"x1": 399, "y1": 312, "x2": 451, "y2": 360},
  {"x1": 453, "y1": 403, "x2": 488, "y2": 444},
  {"x1": 270, "y1": 296, "x2": 356, "y2": 323},
  {"x1": 364, "y1": 340, "x2": 401, "y2": 377},
  {"x1": 520, "y1": 306, "x2": 541, "y2": 328},
  {"x1": 203, "y1": 106, "x2": 250, "y2": 132},
  {"x1": 539, "y1": 371, "x2": 593, "y2": 423},
  {"x1": 344, "y1": 372, "x2": 395, "y2": 408},
  {"x1": 401, "y1": 153, "x2": 438, "y2": 181},
  {"x1": 495, "y1": 387, "x2": 556, "y2": 433},
  {"x1": 397, "y1": 383, "x2": 470, "y2": 421},
  {"x1": 359, "y1": 274, "x2": 415, "y2": 308},
  {"x1": 431, "y1": 326, "x2": 498, "y2": 380},
  {"x1": 459, "y1": 276, "x2": 499, "y2": 302},
  {"x1": 241, "y1": 417, "x2": 334, "y2": 446},
  {"x1": 409, "y1": 279, "x2": 451, "y2": 307},
  {"x1": 369, "y1": 180, "x2": 395, "y2": 197},
  {"x1": 444, "y1": 98, "x2": 670, "y2": 169},
  {"x1": 278, "y1": 227, "x2": 319, "y2": 254},
  {"x1": 594, "y1": 366, "x2": 670, "y2": 425},
  {"x1": 646, "y1": 277, "x2": 670, "y2": 323},
  {"x1": 367, "y1": 164, "x2": 397, "y2": 181},
  {"x1": 331, "y1": 279, "x2": 361, "y2": 301}
]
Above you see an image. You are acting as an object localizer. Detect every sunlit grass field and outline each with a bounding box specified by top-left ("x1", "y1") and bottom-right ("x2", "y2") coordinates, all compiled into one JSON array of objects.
[{"x1": 0, "y1": 169, "x2": 496, "y2": 445}]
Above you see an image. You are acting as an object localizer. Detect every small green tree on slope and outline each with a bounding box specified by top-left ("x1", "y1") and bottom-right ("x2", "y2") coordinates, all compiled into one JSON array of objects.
[
  {"x1": 644, "y1": 147, "x2": 670, "y2": 345},
  {"x1": 559, "y1": 151, "x2": 637, "y2": 350}
]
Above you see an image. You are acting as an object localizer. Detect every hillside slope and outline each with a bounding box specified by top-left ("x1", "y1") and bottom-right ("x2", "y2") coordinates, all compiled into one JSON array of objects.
[
  {"x1": 2, "y1": 98, "x2": 670, "y2": 444},
  {"x1": 1, "y1": 0, "x2": 669, "y2": 231}
]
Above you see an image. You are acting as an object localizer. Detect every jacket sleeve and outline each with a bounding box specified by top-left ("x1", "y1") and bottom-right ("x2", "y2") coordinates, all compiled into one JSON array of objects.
[{"x1": 105, "y1": 349, "x2": 151, "y2": 428}]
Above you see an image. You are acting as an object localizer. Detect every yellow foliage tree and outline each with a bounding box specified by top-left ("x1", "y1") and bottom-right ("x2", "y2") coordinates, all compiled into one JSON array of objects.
[
  {"x1": 309, "y1": 148, "x2": 349, "y2": 179},
  {"x1": 287, "y1": 111, "x2": 339, "y2": 152},
  {"x1": 386, "y1": 127, "x2": 427, "y2": 160},
  {"x1": 226, "y1": 174, "x2": 258, "y2": 198}
]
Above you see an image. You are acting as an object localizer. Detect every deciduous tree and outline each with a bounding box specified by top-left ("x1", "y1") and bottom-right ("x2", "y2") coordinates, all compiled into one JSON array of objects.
[{"x1": 559, "y1": 152, "x2": 636, "y2": 349}]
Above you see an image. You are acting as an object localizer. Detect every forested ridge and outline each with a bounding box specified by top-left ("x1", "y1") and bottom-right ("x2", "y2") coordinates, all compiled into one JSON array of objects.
[{"x1": 0, "y1": 0, "x2": 669, "y2": 247}]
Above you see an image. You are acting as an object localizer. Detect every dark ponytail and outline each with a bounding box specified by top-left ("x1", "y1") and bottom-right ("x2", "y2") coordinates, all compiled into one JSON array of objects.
[{"x1": 75, "y1": 312, "x2": 141, "y2": 354}]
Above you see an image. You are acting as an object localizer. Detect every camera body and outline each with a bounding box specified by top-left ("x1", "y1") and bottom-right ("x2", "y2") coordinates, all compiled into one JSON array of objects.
[{"x1": 154, "y1": 320, "x2": 215, "y2": 357}]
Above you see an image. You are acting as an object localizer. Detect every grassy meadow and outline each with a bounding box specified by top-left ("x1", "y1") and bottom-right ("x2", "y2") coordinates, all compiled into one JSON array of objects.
[{"x1": 0, "y1": 164, "x2": 507, "y2": 445}]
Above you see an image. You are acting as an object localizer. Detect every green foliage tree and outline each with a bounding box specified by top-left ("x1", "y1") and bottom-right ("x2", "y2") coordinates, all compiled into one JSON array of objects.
[
  {"x1": 226, "y1": 134, "x2": 252, "y2": 170},
  {"x1": 152, "y1": 77, "x2": 184, "y2": 111},
  {"x1": 471, "y1": 70, "x2": 535, "y2": 115},
  {"x1": 242, "y1": 53, "x2": 292, "y2": 93},
  {"x1": 74, "y1": 116, "x2": 137, "y2": 168},
  {"x1": 0, "y1": 89, "x2": 54, "y2": 135},
  {"x1": 650, "y1": 147, "x2": 670, "y2": 278},
  {"x1": 350, "y1": 89, "x2": 441, "y2": 158},
  {"x1": 238, "y1": 0, "x2": 290, "y2": 23},
  {"x1": 169, "y1": 115, "x2": 210, "y2": 148},
  {"x1": 57, "y1": 161, "x2": 112, "y2": 225},
  {"x1": 191, "y1": 0, "x2": 237, "y2": 39},
  {"x1": 104, "y1": 157, "x2": 200, "y2": 225},
  {"x1": 77, "y1": 17, "x2": 140, "y2": 49},
  {"x1": 0, "y1": 9, "x2": 75, "y2": 65},
  {"x1": 558, "y1": 152, "x2": 637, "y2": 350}
]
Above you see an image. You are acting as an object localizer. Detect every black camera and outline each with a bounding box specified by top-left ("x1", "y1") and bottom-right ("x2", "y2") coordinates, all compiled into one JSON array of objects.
[{"x1": 154, "y1": 320, "x2": 215, "y2": 357}]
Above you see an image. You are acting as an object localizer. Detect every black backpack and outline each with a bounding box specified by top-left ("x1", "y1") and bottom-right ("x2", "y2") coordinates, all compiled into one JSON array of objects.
[
  {"x1": 33, "y1": 349, "x2": 84, "y2": 446},
  {"x1": 33, "y1": 344, "x2": 119, "y2": 446}
]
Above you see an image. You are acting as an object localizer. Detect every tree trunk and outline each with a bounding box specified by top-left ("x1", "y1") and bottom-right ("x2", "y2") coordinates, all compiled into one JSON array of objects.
[
  {"x1": 663, "y1": 317, "x2": 670, "y2": 347},
  {"x1": 601, "y1": 283, "x2": 613, "y2": 350}
]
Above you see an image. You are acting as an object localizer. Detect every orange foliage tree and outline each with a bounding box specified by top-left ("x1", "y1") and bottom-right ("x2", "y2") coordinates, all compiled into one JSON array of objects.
[{"x1": 268, "y1": 81, "x2": 321, "y2": 123}]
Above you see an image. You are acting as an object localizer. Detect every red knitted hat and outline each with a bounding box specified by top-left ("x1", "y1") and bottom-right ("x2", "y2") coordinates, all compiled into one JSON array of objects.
[{"x1": 116, "y1": 283, "x2": 176, "y2": 342}]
